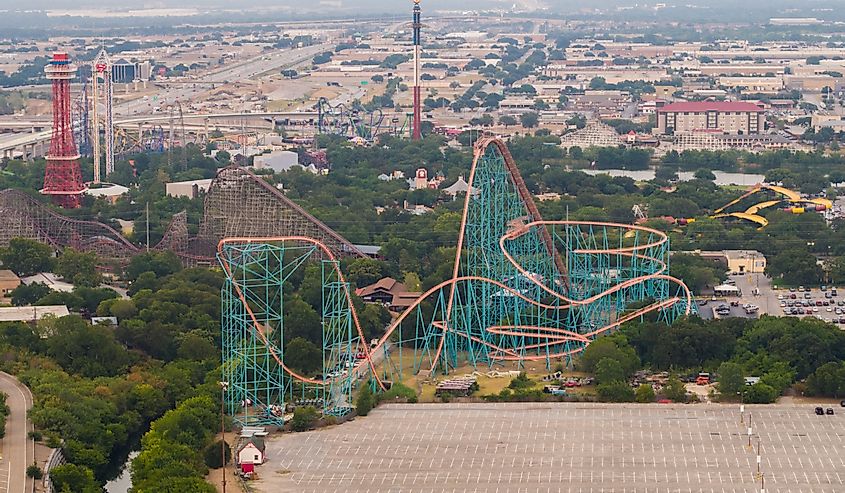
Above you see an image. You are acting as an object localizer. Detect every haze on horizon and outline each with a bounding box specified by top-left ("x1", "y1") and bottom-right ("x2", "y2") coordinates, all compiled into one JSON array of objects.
[{"x1": 0, "y1": 0, "x2": 839, "y2": 14}]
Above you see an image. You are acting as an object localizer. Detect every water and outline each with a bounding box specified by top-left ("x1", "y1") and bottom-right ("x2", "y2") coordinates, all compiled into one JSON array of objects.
[
  {"x1": 104, "y1": 451, "x2": 139, "y2": 493},
  {"x1": 579, "y1": 168, "x2": 766, "y2": 186}
]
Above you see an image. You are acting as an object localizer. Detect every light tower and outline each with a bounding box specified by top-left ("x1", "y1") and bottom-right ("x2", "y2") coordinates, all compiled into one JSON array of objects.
[
  {"x1": 41, "y1": 53, "x2": 86, "y2": 209},
  {"x1": 412, "y1": 0, "x2": 422, "y2": 140},
  {"x1": 91, "y1": 49, "x2": 115, "y2": 183}
]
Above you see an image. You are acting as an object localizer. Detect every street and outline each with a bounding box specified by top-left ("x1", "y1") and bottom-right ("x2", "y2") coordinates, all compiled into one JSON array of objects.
[{"x1": 0, "y1": 372, "x2": 33, "y2": 493}]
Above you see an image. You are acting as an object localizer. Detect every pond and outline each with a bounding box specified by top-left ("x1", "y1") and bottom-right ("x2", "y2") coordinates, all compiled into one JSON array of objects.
[{"x1": 579, "y1": 168, "x2": 767, "y2": 186}]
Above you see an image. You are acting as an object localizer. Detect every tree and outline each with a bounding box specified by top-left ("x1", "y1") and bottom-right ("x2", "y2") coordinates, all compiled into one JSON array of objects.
[
  {"x1": 49, "y1": 464, "x2": 101, "y2": 493},
  {"x1": 655, "y1": 165, "x2": 679, "y2": 182},
  {"x1": 596, "y1": 381, "x2": 635, "y2": 402},
  {"x1": 807, "y1": 362, "x2": 845, "y2": 397},
  {"x1": 203, "y1": 440, "x2": 231, "y2": 469},
  {"x1": 635, "y1": 384, "x2": 656, "y2": 403},
  {"x1": 0, "y1": 238, "x2": 54, "y2": 276},
  {"x1": 283, "y1": 296, "x2": 322, "y2": 344},
  {"x1": 9, "y1": 282, "x2": 52, "y2": 306},
  {"x1": 290, "y1": 406, "x2": 319, "y2": 431},
  {"x1": 595, "y1": 357, "x2": 626, "y2": 384},
  {"x1": 126, "y1": 251, "x2": 183, "y2": 282},
  {"x1": 284, "y1": 337, "x2": 322, "y2": 374},
  {"x1": 54, "y1": 248, "x2": 101, "y2": 287},
  {"x1": 693, "y1": 168, "x2": 716, "y2": 181},
  {"x1": 579, "y1": 336, "x2": 640, "y2": 376},
  {"x1": 346, "y1": 258, "x2": 383, "y2": 288},
  {"x1": 46, "y1": 315, "x2": 130, "y2": 377},
  {"x1": 520, "y1": 112, "x2": 540, "y2": 129},
  {"x1": 356, "y1": 385, "x2": 375, "y2": 416},
  {"x1": 745, "y1": 382, "x2": 778, "y2": 403},
  {"x1": 662, "y1": 376, "x2": 687, "y2": 402},
  {"x1": 766, "y1": 248, "x2": 824, "y2": 286},
  {"x1": 717, "y1": 362, "x2": 745, "y2": 396},
  {"x1": 499, "y1": 115, "x2": 518, "y2": 127}
]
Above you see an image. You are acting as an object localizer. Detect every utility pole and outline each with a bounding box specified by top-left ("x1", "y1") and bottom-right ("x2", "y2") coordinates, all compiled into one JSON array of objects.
[
  {"x1": 220, "y1": 381, "x2": 229, "y2": 493},
  {"x1": 145, "y1": 202, "x2": 150, "y2": 252}
]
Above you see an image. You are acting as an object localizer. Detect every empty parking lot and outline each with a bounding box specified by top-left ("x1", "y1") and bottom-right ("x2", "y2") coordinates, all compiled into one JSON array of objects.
[{"x1": 256, "y1": 403, "x2": 845, "y2": 493}]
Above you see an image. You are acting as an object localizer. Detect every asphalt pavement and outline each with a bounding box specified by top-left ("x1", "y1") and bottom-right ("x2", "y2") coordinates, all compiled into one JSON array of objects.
[{"x1": 0, "y1": 372, "x2": 33, "y2": 493}]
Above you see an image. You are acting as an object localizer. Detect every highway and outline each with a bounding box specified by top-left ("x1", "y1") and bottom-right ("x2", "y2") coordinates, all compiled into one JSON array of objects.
[
  {"x1": 115, "y1": 43, "x2": 332, "y2": 116},
  {"x1": 0, "y1": 372, "x2": 33, "y2": 493}
]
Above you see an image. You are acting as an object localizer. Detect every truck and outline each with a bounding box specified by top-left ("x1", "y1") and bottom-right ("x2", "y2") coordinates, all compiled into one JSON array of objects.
[{"x1": 696, "y1": 372, "x2": 711, "y2": 385}]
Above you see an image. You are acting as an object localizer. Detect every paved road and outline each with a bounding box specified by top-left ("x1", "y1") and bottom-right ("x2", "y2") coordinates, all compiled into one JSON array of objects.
[{"x1": 0, "y1": 372, "x2": 33, "y2": 493}]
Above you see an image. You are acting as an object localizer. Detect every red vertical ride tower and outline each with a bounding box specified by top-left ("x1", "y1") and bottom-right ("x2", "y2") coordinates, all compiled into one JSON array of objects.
[
  {"x1": 42, "y1": 53, "x2": 86, "y2": 209},
  {"x1": 412, "y1": 0, "x2": 422, "y2": 140}
]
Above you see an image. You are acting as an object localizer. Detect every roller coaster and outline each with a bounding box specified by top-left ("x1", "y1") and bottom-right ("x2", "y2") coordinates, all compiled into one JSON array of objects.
[
  {"x1": 219, "y1": 138, "x2": 693, "y2": 426},
  {"x1": 713, "y1": 184, "x2": 833, "y2": 228}
]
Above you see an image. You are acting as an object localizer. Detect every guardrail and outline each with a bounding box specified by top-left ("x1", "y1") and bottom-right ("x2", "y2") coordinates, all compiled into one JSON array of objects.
[{"x1": 42, "y1": 448, "x2": 65, "y2": 493}]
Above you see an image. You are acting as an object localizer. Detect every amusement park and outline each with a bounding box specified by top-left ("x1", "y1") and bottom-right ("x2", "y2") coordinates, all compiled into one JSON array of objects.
[{"x1": 5, "y1": 2, "x2": 845, "y2": 492}]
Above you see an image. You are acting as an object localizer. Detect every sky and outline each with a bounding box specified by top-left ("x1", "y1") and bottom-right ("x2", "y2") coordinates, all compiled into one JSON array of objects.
[{"x1": 0, "y1": 0, "x2": 837, "y2": 16}]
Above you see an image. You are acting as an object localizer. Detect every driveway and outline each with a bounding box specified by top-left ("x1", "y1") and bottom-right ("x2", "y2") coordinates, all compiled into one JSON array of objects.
[{"x1": 0, "y1": 372, "x2": 33, "y2": 493}]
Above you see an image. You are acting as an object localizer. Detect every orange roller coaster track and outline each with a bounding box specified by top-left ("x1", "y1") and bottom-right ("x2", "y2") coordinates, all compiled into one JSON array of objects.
[{"x1": 219, "y1": 137, "x2": 693, "y2": 424}]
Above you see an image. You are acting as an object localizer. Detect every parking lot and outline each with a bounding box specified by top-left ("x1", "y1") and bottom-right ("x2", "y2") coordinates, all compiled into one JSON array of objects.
[{"x1": 256, "y1": 403, "x2": 845, "y2": 493}]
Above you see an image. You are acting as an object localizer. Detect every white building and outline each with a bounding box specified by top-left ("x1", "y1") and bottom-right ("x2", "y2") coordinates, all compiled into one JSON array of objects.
[{"x1": 166, "y1": 179, "x2": 214, "y2": 198}]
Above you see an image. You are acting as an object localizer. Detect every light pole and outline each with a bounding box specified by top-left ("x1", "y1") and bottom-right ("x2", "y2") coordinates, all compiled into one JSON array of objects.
[{"x1": 219, "y1": 381, "x2": 229, "y2": 493}]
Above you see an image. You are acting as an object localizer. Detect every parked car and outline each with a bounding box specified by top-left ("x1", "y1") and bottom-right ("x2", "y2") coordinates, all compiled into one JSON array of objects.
[
  {"x1": 826, "y1": 408, "x2": 835, "y2": 415},
  {"x1": 815, "y1": 407, "x2": 825, "y2": 415}
]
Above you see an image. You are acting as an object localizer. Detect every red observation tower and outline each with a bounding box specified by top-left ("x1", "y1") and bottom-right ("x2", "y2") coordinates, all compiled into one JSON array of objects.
[{"x1": 42, "y1": 53, "x2": 86, "y2": 208}]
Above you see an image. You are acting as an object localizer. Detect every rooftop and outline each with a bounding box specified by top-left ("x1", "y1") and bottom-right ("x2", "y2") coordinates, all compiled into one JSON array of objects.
[
  {"x1": 658, "y1": 101, "x2": 765, "y2": 113},
  {"x1": 0, "y1": 305, "x2": 70, "y2": 322}
]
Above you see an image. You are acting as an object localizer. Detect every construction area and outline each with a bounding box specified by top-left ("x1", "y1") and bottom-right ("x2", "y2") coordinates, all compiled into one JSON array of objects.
[{"x1": 256, "y1": 403, "x2": 845, "y2": 493}]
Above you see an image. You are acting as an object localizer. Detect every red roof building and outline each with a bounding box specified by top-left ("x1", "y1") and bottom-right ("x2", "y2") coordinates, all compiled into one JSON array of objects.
[{"x1": 656, "y1": 101, "x2": 766, "y2": 136}]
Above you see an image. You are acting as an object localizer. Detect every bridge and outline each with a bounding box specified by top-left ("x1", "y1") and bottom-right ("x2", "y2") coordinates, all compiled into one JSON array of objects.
[{"x1": 0, "y1": 111, "x2": 322, "y2": 158}]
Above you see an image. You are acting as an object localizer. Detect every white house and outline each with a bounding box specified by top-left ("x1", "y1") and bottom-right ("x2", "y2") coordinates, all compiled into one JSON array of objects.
[{"x1": 237, "y1": 437, "x2": 266, "y2": 466}]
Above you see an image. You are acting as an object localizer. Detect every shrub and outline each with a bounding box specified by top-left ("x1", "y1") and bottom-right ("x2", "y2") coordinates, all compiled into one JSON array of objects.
[
  {"x1": 635, "y1": 384, "x2": 656, "y2": 403},
  {"x1": 356, "y1": 385, "x2": 375, "y2": 416},
  {"x1": 597, "y1": 381, "x2": 636, "y2": 402},
  {"x1": 26, "y1": 463, "x2": 43, "y2": 480},
  {"x1": 291, "y1": 406, "x2": 319, "y2": 432}
]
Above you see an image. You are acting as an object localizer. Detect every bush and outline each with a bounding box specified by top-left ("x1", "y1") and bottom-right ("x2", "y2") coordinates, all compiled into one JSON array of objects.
[
  {"x1": 379, "y1": 382, "x2": 417, "y2": 403},
  {"x1": 203, "y1": 440, "x2": 231, "y2": 469},
  {"x1": 356, "y1": 385, "x2": 375, "y2": 416},
  {"x1": 635, "y1": 384, "x2": 656, "y2": 403},
  {"x1": 597, "y1": 381, "x2": 635, "y2": 402},
  {"x1": 745, "y1": 383, "x2": 779, "y2": 404},
  {"x1": 26, "y1": 463, "x2": 43, "y2": 480},
  {"x1": 291, "y1": 406, "x2": 319, "y2": 432},
  {"x1": 508, "y1": 372, "x2": 533, "y2": 390},
  {"x1": 28, "y1": 430, "x2": 42, "y2": 441}
]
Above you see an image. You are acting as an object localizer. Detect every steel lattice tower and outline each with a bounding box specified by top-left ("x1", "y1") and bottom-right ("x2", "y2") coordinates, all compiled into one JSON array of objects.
[
  {"x1": 411, "y1": 0, "x2": 422, "y2": 140},
  {"x1": 42, "y1": 53, "x2": 86, "y2": 209},
  {"x1": 91, "y1": 49, "x2": 115, "y2": 183}
]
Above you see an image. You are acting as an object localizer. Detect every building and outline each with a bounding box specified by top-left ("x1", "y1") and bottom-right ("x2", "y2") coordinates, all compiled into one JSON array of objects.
[
  {"x1": 253, "y1": 151, "x2": 301, "y2": 173},
  {"x1": 165, "y1": 179, "x2": 214, "y2": 199},
  {"x1": 0, "y1": 270, "x2": 20, "y2": 299},
  {"x1": 724, "y1": 250, "x2": 767, "y2": 274},
  {"x1": 111, "y1": 59, "x2": 137, "y2": 83},
  {"x1": 656, "y1": 101, "x2": 765, "y2": 135},
  {"x1": 355, "y1": 277, "x2": 421, "y2": 312},
  {"x1": 0, "y1": 305, "x2": 70, "y2": 323},
  {"x1": 691, "y1": 250, "x2": 767, "y2": 274},
  {"x1": 21, "y1": 273, "x2": 74, "y2": 293},
  {"x1": 237, "y1": 437, "x2": 266, "y2": 467}
]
